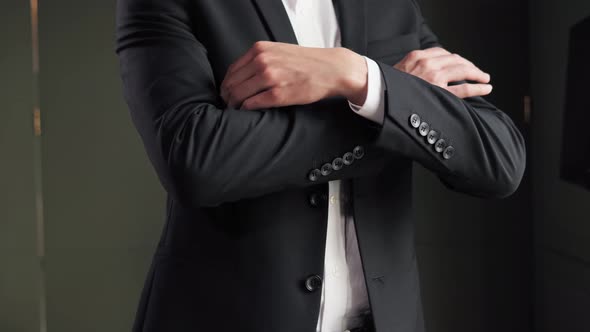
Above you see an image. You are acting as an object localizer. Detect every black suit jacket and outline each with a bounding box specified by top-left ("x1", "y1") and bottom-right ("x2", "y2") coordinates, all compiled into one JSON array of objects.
[{"x1": 115, "y1": 0, "x2": 526, "y2": 331}]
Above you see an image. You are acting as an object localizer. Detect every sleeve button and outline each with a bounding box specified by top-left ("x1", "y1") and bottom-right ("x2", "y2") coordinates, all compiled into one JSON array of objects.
[
  {"x1": 332, "y1": 157, "x2": 344, "y2": 171},
  {"x1": 443, "y1": 145, "x2": 455, "y2": 159},
  {"x1": 427, "y1": 130, "x2": 439, "y2": 144},
  {"x1": 343, "y1": 152, "x2": 355, "y2": 165},
  {"x1": 320, "y1": 163, "x2": 333, "y2": 176},
  {"x1": 352, "y1": 145, "x2": 365, "y2": 159},
  {"x1": 409, "y1": 113, "x2": 421, "y2": 128},
  {"x1": 418, "y1": 122, "x2": 430, "y2": 136},
  {"x1": 308, "y1": 168, "x2": 321, "y2": 181},
  {"x1": 434, "y1": 138, "x2": 447, "y2": 153}
]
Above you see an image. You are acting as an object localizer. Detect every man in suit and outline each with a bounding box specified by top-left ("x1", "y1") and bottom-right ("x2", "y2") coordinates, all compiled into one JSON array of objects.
[{"x1": 115, "y1": 0, "x2": 526, "y2": 331}]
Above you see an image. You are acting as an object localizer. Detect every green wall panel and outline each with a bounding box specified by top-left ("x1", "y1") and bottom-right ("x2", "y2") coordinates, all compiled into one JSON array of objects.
[
  {"x1": 38, "y1": 1, "x2": 165, "y2": 331},
  {"x1": 0, "y1": 1, "x2": 41, "y2": 332}
]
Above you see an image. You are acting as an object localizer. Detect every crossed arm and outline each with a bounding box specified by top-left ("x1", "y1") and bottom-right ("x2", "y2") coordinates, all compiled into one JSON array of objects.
[
  {"x1": 220, "y1": 43, "x2": 494, "y2": 111},
  {"x1": 115, "y1": 0, "x2": 526, "y2": 208}
]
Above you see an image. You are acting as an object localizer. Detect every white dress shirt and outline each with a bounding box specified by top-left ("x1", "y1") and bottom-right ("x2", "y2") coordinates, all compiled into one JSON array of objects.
[{"x1": 280, "y1": 1, "x2": 385, "y2": 331}]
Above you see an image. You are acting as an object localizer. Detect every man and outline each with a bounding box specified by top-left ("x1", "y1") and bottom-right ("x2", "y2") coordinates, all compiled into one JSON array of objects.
[{"x1": 115, "y1": 0, "x2": 526, "y2": 331}]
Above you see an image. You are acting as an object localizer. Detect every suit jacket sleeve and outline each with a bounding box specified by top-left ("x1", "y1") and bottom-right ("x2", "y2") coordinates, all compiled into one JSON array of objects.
[
  {"x1": 115, "y1": 0, "x2": 387, "y2": 208},
  {"x1": 370, "y1": 0, "x2": 526, "y2": 198},
  {"x1": 115, "y1": 0, "x2": 526, "y2": 210}
]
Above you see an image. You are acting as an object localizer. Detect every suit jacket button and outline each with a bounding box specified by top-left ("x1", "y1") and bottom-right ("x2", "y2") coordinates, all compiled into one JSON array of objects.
[
  {"x1": 332, "y1": 157, "x2": 344, "y2": 170},
  {"x1": 443, "y1": 145, "x2": 455, "y2": 159},
  {"x1": 308, "y1": 193, "x2": 324, "y2": 207},
  {"x1": 308, "y1": 168, "x2": 321, "y2": 181},
  {"x1": 409, "y1": 113, "x2": 421, "y2": 128},
  {"x1": 343, "y1": 152, "x2": 355, "y2": 165},
  {"x1": 427, "y1": 130, "x2": 439, "y2": 144},
  {"x1": 305, "y1": 274, "x2": 323, "y2": 292},
  {"x1": 321, "y1": 163, "x2": 333, "y2": 176},
  {"x1": 353, "y1": 145, "x2": 365, "y2": 159},
  {"x1": 418, "y1": 122, "x2": 430, "y2": 136},
  {"x1": 434, "y1": 138, "x2": 447, "y2": 153}
]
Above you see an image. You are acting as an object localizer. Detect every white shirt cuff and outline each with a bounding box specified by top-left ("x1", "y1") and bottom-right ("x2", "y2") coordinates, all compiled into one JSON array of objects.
[{"x1": 347, "y1": 56, "x2": 385, "y2": 124}]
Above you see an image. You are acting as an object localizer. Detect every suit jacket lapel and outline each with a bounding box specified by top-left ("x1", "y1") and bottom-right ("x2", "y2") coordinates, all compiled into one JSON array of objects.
[
  {"x1": 251, "y1": 0, "x2": 367, "y2": 55},
  {"x1": 333, "y1": 0, "x2": 367, "y2": 55},
  {"x1": 251, "y1": 0, "x2": 299, "y2": 44}
]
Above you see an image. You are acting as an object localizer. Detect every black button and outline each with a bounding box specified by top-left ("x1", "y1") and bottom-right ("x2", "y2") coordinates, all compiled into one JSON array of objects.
[
  {"x1": 308, "y1": 168, "x2": 321, "y2": 182},
  {"x1": 304, "y1": 274, "x2": 322, "y2": 292},
  {"x1": 434, "y1": 138, "x2": 447, "y2": 153},
  {"x1": 332, "y1": 157, "x2": 344, "y2": 171},
  {"x1": 443, "y1": 146, "x2": 455, "y2": 160},
  {"x1": 409, "y1": 113, "x2": 421, "y2": 128},
  {"x1": 353, "y1": 145, "x2": 365, "y2": 159},
  {"x1": 321, "y1": 163, "x2": 333, "y2": 176},
  {"x1": 343, "y1": 152, "x2": 355, "y2": 165},
  {"x1": 418, "y1": 122, "x2": 430, "y2": 136},
  {"x1": 427, "y1": 130, "x2": 439, "y2": 145},
  {"x1": 308, "y1": 193, "x2": 326, "y2": 207}
]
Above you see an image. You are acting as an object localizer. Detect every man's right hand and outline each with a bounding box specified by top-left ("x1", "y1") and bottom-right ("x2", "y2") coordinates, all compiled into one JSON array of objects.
[
  {"x1": 394, "y1": 47, "x2": 493, "y2": 99},
  {"x1": 219, "y1": 41, "x2": 368, "y2": 111}
]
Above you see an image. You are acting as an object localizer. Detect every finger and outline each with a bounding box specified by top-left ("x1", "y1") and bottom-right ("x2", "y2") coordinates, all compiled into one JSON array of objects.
[
  {"x1": 400, "y1": 47, "x2": 451, "y2": 72},
  {"x1": 221, "y1": 59, "x2": 261, "y2": 102},
  {"x1": 227, "y1": 71, "x2": 275, "y2": 108},
  {"x1": 441, "y1": 64, "x2": 491, "y2": 84},
  {"x1": 241, "y1": 88, "x2": 286, "y2": 111},
  {"x1": 221, "y1": 43, "x2": 280, "y2": 101},
  {"x1": 414, "y1": 53, "x2": 471, "y2": 73},
  {"x1": 445, "y1": 83, "x2": 493, "y2": 99},
  {"x1": 226, "y1": 41, "x2": 272, "y2": 76},
  {"x1": 421, "y1": 46, "x2": 453, "y2": 57}
]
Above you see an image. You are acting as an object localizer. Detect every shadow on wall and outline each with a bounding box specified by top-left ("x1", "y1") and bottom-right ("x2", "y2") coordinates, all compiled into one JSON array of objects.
[{"x1": 560, "y1": 15, "x2": 590, "y2": 190}]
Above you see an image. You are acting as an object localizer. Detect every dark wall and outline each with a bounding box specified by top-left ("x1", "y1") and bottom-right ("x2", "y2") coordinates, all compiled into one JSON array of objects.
[
  {"x1": 414, "y1": 1, "x2": 532, "y2": 331},
  {"x1": 529, "y1": 1, "x2": 590, "y2": 331}
]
